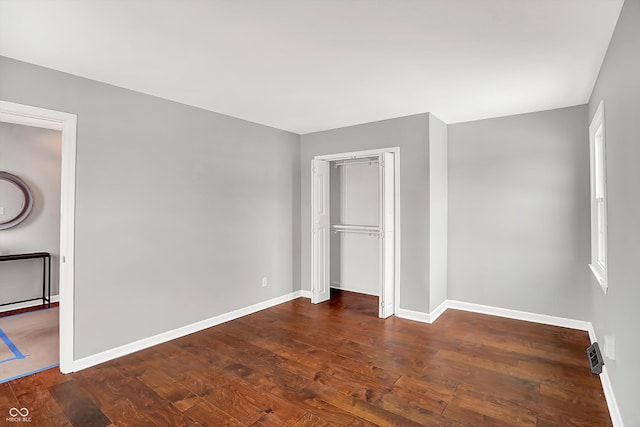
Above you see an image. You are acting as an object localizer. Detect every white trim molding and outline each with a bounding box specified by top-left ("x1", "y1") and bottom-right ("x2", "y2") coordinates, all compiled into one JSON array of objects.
[
  {"x1": 395, "y1": 300, "x2": 592, "y2": 330},
  {"x1": 445, "y1": 300, "x2": 593, "y2": 331},
  {"x1": 312, "y1": 147, "x2": 401, "y2": 317},
  {"x1": 72, "y1": 291, "x2": 304, "y2": 372},
  {"x1": 588, "y1": 100, "x2": 608, "y2": 294},
  {"x1": 587, "y1": 329, "x2": 624, "y2": 427},
  {"x1": 396, "y1": 308, "x2": 433, "y2": 324},
  {"x1": 599, "y1": 366, "x2": 624, "y2": 427},
  {"x1": 395, "y1": 300, "x2": 447, "y2": 324},
  {"x1": 429, "y1": 300, "x2": 448, "y2": 323}
]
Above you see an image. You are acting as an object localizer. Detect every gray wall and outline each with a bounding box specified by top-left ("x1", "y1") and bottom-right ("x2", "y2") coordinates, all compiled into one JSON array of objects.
[
  {"x1": 588, "y1": 0, "x2": 640, "y2": 424},
  {"x1": 428, "y1": 114, "x2": 448, "y2": 311},
  {"x1": 301, "y1": 114, "x2": 431, "y2": 312},
  {"x1": 448, "y1": 105, "x2": 592, "y2": 321},
  {"x1": 0, "y1": 122, "x2": 61, "y2": 302},
  {"x1": 0, "y1": 56, "x2": 300, "y2": 359}
]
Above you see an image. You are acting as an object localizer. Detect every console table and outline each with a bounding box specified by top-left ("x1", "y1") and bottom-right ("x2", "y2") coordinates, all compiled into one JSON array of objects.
[{"x1": 0, "y1": 252, "x2": 51, "y2": 308}]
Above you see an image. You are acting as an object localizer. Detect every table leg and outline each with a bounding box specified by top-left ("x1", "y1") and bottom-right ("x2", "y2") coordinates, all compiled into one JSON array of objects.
[
  {"x1": 48, "y1": 255, "x2": 51, "y2": 308},
  {"x1": 42, "y1": 257, "x2": 46, "y2": 307}
]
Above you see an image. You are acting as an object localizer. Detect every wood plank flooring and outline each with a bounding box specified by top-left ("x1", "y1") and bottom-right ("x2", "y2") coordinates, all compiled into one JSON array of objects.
[{"x1": 0, "y1": 291, "x2": 611, "y2": 426}]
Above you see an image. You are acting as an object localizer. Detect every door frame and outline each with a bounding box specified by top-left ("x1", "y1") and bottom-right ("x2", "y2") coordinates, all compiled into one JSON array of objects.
[
  {"x1": 0, "y1": 100, "x2": 77, "y2": 374},
  {"x1": 311, "y1": 147, "x2": 401, "y2": 315}
]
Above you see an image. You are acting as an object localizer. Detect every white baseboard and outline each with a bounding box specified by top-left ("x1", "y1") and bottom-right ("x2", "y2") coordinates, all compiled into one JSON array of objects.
[
  {"x1": 599, "y1": 366, "x2": 624, "y2": 427},
  {"x1": 300, "y1": 289, "x2": 312, "y2": 299},
  {"x1": 72, "y1": 291, "x2": 304, "y2": 372},
  {"x1": 586, "y1": 330, "x2": 624, "y2": 427},
  {"x1": 429, "y1": 299, "x2": 448, "y2": 322},
  {"x1": 587, "y1": 324, "x2": 598, "y2": 345},
  {"x1": 446, "y1": 300, "x2": 593, "y2": 331},
  {"x1": 395, "y1": 299, "x2": 447, "y2": 324},
  {"x1": 396, "y1": 308, "x2": 434, "y2": 323},
  {"x1": 0, "y1": 295, "x2": 60, "y2": 313}
]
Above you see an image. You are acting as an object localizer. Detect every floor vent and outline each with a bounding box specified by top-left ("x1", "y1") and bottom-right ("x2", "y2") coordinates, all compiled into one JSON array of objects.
[{"x1": 587, "y1": 342, "x2": 604, "y2": 374}]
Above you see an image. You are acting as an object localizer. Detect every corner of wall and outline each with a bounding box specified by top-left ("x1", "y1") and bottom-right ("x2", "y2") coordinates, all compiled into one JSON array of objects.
[{"x1": 428, "y1": 113, "x2": 449, "y2": 312}]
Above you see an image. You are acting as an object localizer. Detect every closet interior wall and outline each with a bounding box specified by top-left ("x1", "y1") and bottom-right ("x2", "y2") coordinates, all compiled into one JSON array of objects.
[{"x1": 329, "y1": 160, "x2": 380, "y2": 296}]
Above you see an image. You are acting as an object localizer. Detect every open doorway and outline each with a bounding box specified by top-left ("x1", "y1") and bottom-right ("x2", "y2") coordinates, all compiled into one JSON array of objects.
[
  {"x1": 0, "y1": 122, "x2": 61, "y2": 382},
  {"x1": 311, "y1": 148, "x2": 399, "y2": 318},
  {"x1": 0, "y1": 100, "x2": 76, "y2": 374}
]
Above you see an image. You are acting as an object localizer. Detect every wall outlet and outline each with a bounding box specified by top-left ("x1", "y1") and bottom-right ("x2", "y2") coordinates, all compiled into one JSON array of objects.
[
  {"x1": 0, "y1": 207, "x2": 4, "y2": 215},
  {"x1": 262, "y1": 277, "x2": 268, "y2": 287},
  {"x1": 604, "y1": 335, "x2": 616, "y2": 360}
]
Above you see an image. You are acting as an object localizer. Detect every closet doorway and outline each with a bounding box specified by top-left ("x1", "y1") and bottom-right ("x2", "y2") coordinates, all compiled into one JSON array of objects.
[{"x1": 311, "y1": 148, "x2": 399, "y2": 318}]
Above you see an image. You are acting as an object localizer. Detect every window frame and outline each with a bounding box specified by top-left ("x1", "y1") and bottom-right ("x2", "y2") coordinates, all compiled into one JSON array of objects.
[{"x1": 589, "y1": 101, "x2": 608, "y2": 293}]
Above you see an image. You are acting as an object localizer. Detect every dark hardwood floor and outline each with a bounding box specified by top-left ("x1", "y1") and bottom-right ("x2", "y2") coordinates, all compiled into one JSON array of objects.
[{"x1": 0, "y1": 291, "x2": 611, "y2": 426}]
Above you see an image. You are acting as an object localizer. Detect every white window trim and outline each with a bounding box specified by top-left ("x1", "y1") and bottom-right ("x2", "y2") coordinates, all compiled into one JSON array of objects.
[{"x1": 589, "y1": 100, "x2": 608, "y2": 294}]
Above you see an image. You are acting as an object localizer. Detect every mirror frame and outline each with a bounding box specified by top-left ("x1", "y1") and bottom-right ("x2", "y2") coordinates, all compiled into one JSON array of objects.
[{"x1": 0, "y1": 171, "x2": 34, "y2": 230}]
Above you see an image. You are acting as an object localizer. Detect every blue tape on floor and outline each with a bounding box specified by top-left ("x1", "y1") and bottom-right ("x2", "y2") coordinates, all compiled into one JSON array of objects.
[
  {"x1": 0, "y1": 363, "x2": 59, "y2": 384},
  {"x1": 0, "y1": 327, "x2": 27, "y2": 363}
]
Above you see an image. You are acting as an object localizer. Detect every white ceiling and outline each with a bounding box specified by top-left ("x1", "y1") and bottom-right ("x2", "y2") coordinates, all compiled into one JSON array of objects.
[{"x1": 0, "y1": 0, "x2": 624, "y2": 134}]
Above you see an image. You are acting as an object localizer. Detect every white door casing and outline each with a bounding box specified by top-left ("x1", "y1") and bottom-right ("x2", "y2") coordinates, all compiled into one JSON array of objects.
[
  {"x1": 311, "y1": 148, "x2": 399, "y2": 317},
  {"x1": 379, "y1": 152, "x2": 395, "y2": 318},
  {"x1": 0, "y1": 100, "x2": 77, "y2": 373},
  {"x1": 311, "y1": 158, "x2": 331, "y2": 304}
]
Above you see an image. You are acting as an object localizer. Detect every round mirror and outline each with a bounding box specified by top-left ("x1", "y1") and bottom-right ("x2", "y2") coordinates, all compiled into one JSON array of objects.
[{"x1": 0, "y1": 172, "x2": 34, "y2": 230}]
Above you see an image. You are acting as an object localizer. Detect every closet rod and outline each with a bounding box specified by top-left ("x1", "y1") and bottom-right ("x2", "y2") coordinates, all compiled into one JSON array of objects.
[
  {"x1": 332, "y1": 224, "x2": 380, "y2": 235},
  {"x1": 333, "y1": 157, "x2": 379, "y2": 167},
  {"x1": 332, "y1": 229, "x2": 380, "y2": 236}
]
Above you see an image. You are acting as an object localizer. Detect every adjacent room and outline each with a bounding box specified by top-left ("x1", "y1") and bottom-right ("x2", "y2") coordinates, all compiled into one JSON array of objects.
[
  {"x1": 0, "y1": 0, "x2": 638, "y2": 425},
  {"x1": 0, "y1": 123, "x2": 60, "y2": 383}
]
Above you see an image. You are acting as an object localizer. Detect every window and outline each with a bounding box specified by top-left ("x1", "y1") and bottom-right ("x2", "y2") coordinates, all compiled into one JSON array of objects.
[{"x1": 589, "y1": 101, "x2": 608, "y2": 293}]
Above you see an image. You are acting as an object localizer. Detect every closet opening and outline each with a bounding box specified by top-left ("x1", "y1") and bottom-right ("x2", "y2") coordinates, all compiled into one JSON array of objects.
[{"x1": 311, "y1": 148, "x2": 399, "y2": 318}]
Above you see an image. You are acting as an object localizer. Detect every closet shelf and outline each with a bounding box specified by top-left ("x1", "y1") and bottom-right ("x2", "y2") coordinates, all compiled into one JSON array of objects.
[{"x1": 332, "y1": 224, "x2": 380, "y2": 235}]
